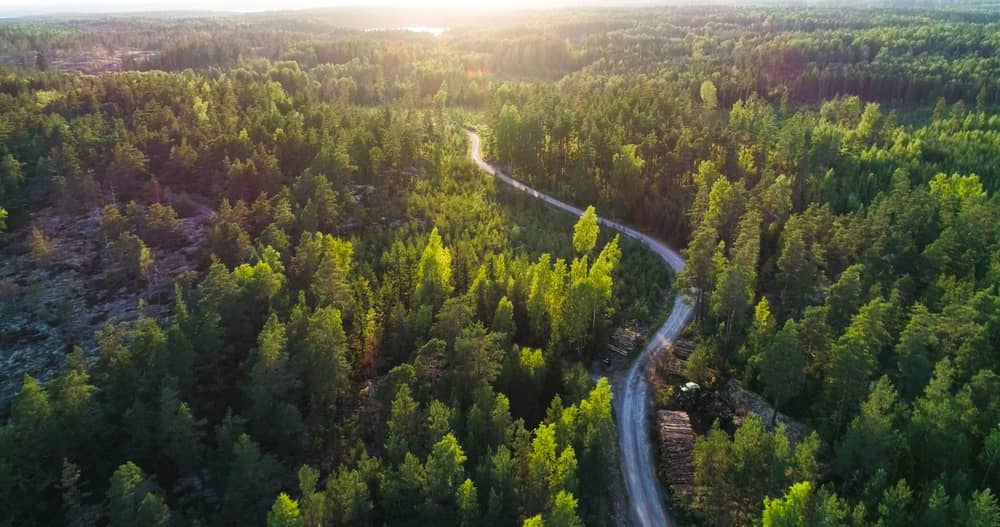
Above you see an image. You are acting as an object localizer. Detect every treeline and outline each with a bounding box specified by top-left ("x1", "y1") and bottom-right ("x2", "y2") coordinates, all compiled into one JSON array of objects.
[
  {"x1": 4, "y1": 8, "x2": 1000, "y2": 108},
  {"x1": 488, "y1": 82, "x2": 1000, "y2": 244}
]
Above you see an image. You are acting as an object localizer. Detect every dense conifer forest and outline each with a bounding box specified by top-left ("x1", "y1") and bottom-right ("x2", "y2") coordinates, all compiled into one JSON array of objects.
[{"x1": 0, "y1": 5, "x2": 999, "y2": 526}]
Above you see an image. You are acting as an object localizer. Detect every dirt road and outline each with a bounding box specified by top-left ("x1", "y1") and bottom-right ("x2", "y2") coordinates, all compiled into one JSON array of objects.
[{"x1": 467, "y1": 130, "x2": 692, "y2": 526}]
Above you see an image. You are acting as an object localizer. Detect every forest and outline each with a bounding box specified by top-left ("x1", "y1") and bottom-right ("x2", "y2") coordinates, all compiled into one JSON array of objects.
[{"x1": 0, "y1": 4, "x2": 999, "y2": 527}]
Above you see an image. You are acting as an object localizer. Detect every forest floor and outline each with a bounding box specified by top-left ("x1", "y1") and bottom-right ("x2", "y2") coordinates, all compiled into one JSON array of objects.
[
  {"x1": 0, "y1": 200, "x2": 209, "y2": 412},
  {"x1": 0, "y1": 46, "x2": 155, "y2": 73}
]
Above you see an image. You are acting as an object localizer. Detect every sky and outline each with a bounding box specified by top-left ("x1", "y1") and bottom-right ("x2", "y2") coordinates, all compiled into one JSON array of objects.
[{"x1": 0, "y1": 0, "x2": 643, "y2": 16}]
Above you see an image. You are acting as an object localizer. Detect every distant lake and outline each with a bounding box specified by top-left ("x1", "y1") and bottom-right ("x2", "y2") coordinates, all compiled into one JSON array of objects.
[{"x1": 364, "y1": 27, "x2": 446, "y2": 37}]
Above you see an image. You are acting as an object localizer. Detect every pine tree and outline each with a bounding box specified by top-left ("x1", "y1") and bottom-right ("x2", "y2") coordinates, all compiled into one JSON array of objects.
[
  {"x1": 426, "y1": 433, "x2": 468, "y2": 504},
  {"x1": 758, "y1": 320, "x2": 805, "y2": 425},
  {"x1": 246, "y1": 314, "x2": 302, "y2": 453},
  {"x1": 491, "y1": 295, "x2": 516, "y2": 338},
  {"x1": 300, "y1": 306, "x2": 349, "y2": 418},
  {"x1": 456, "y1": 478, "x2": 480, "y2": 527},
  {"x1": 221, "y1": 434, "x2": 281, "y2": 526},
  {"x1": 297, "y1": 465, "x2": 326, "y2": 527},
  {"x1": 107, "y1": 462, "x2": 170, "y2": 527},
  {"x1": 386, "y1": 384, "x2": 420, "y2": 464},
  {"x1": 267, "y1": 493, "x2": 304, "y2": 527},
  {"x1": 326, "y1": 466, "x2": 371, "y2": 526},
  {"x1": 572, "y1": 206, "x2": 599, "y2": 255},
  {"x1": 157, "y1": 384, "x2": 203, "y2": 476},
  {"x1": 548, "y1": 491, "x2": 583, "y2": 527},
  {"x1": 415, "y1": 227, "x2": 454, "y2": 308},
  {"x1": 679, "y1": 223, "x2": 720, "y2": 322}
]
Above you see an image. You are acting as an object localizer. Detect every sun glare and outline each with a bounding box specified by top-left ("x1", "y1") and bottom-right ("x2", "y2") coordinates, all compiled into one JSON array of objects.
[{"x1": 0, "y1": 0, "x2": 544, "y2": 15}]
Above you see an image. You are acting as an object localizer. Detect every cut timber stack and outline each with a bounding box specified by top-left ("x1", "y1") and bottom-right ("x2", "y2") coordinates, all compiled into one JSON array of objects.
[
  {"x1": 719, "y1": 379, "x2": 811, "y2": 442},
  {"x1": 608, "y1": 326, "x2": 642, "y2": 357},
  {"x1": 663, "y1": 339, "x2": 695, "y2": 377},
  {"x1": 656, "y1": 410, "x2": 695, "y2": 496}
]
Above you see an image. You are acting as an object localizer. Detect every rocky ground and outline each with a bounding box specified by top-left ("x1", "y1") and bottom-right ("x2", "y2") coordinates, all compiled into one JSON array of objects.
[{"x1": 0, "y1": 202, "x2": 208, "y2": 412}]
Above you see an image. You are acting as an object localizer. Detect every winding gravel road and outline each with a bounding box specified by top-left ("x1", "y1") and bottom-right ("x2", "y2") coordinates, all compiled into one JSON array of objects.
[{"x1": 467, "y1": 131, "x2": 693, "y2": 526}]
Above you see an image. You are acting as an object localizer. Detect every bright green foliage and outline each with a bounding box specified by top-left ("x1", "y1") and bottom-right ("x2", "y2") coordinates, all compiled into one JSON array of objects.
[
  {"x1": 425, "y1": 433, "x2": 468, "y2": 503},
  {"x1": 562, "y1": 234, "x2": 621, "y2": 350},
  {"x1": 526, "y1": 423, "x2": 577, "y2": 515},
  {"x1": 295, "y1": 465, "x2": 325, "y2": 527},
  {"x1": 518, "y1": 347, "x2": 547, "y2": 384},
  {"x1": 523, "y1": 515, "x2": 545, "y2": 527},
  {"x1": 548, "y1": 491, "x2": 583, "y2": 527},
  {"x1": 415, "y1": 227, "x2": 454, "y2": 308},
  {"x1": 689, "y1": 160, "x2": 723, "y2": 226},
  {"x1": 966, "y1": 489, "x2": 1000, "y2": 527},
  {"x1": 99, "y1": 203, "x2": 129, "y2": 243},
  {"x1": 426, "y1": 399, "x2": 454, "y2": 446},
  {"x1": 267, "y1": 493, "x2": 304, "y2": 527},
  {"x1": 290, "y1": 232, "x2": 353, "y2": 311},
  {"x1": 233, "y1": 253, "x2": 286, "y2": 310},
  {"x1": 695, "y1": 415, "x2": 820, "y2": 524},
  {"x1": 572, "y1": 206, "x2": 599, "y2": 255},
  {"x1": 491, "y1": 295, "x2": 516, "y2": 337},
  {"x1": 761, "y1": 481, "x2": 849, "y2": 527},
  {"x1": 456, "y1": 478, "x2": 480, "y2": 527}
]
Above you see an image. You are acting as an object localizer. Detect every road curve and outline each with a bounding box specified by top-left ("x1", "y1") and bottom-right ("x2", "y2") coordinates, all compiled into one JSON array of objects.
[{"x1": 467, "y1": 130, "x2": 693, "y2": 527}]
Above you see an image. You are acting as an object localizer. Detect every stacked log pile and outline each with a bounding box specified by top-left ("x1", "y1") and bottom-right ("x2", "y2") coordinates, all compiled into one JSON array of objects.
[
  {"x1": 608, "y1": 325, "x2": 642, "y2": 357},
  {"x1": 656, "y1": 410, "x2": 695, "y2": 496},
  {"x1": 719, "y1": 379, "x2": 811, "y2": 442},
  {"x1": 663, "y1": 339, "x2": 695, "y2": 377}
]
